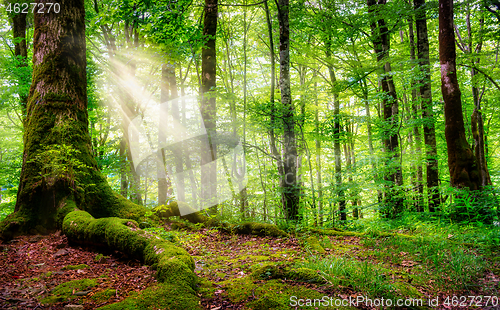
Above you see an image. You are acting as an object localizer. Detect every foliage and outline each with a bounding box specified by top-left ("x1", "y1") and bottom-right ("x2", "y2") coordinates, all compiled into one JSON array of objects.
[
  {"x1": 30, "y1": 144, "x2": 90, "y2": 191},
  {"x1": 444, "y1": 186, "x2": 499, "y2": 225}
]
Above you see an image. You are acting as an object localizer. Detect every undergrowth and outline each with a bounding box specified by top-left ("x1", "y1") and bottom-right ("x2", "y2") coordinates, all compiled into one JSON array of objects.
[{"x1": 297, "y1": 256, "x2": 398, "y2": 299}]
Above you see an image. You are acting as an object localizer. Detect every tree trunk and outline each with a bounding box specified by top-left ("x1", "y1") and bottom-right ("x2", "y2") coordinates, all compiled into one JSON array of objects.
[
  {"x1": 462, "y1": 8, "x2": 491, "y2": 188},
  {"x1": 439, "y1": 0, "x2": 481, "y2": 190},
  {"x1": 368, "y1": 0, "x2": 404, "y2": 217},
  {"x1": 327, "y1": 64, "x2": 347, "y2": 221},
  {"x1": 277, "y1": 0, "x2": 299, "y2": 221},
  {"x1": 414, "y1": 0, "x2": 440, "y2": 211},
  {"x1": 407, "y1": 10, "x2": 424, "y2": 212},
  {"x1": 264, "y1": 0, "x2": 286, "y2": 216},
  {"x1": 201, "y1": 0, "x2": 218, "y2": 212},
  {"x1": 240, "y1": 6, "x2": 249, "y2": 217},
  {"x1": 2, "y1": 0, "x2": 146, "y2": 240},
  {"x1": 168, "y1": 63, "x2": 186, "y2": 202},
  {"x1": 157, "y1": 64, "x2": 169, "y2": 205},
  {"x1": 120, "y1": 138, "x2": 128, "y2": 197},
  {"x1": 314, "y1": 76, "x2": 323, "y2": 226}
]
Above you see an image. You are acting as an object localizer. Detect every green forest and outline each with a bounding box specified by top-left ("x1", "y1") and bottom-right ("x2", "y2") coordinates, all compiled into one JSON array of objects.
[{"x1": 0, "y1": 0, "x2": 499, "y2": 308}]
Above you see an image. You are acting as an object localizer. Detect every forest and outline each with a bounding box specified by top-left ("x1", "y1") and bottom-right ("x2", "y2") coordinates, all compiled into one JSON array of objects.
[{"x1": 0, "y1": 0, "x2": 499, "y2": 308}]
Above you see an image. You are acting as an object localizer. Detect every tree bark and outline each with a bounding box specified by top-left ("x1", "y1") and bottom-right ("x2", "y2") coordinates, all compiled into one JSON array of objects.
[
  {"x1": 201, "y1": 0, "x2": 218, "y2": 212},
  {"x1": 313, "y1": 75, "x2": 323, "y2": 226},
  {"x1": 120, "y1": 138, "x2": 129, "y2": 197},
  {"x1": 157, "y1": 64, "x2": 169, "y2": 205},
  {"x1": 463, "y1": 8, "x2": 491, "y2": 188},
  {"x1": 168, "y1": 63, "x2": 186, "y2": 202},
  {"x1": 240, "y1": 6, "x2": 249, "y2": 217},
  {"x1": 277, "y1": 0, "x2": 299, "y2": 221},
  {"x1": 264, "y1": 0, "x2": 286, "y2": 211},
  {"x1": 439, "y1": 0, "x2": 481, "y2": 190},
  {"x1": 414, "y1": 0, "x2": 440, "y2": 211},
  {"x1": 407, "y1": 10, "x2": 424, "y2": 212},
  {"x1": 327, "y1": 62, "x2": 346, "y2": 221}
]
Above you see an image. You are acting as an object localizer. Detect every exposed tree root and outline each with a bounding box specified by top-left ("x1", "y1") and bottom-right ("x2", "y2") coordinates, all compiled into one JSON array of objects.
[
  {"x1": 154, "y1": 202, "x2": 288, "y2": 238},
  {"x1": 62, "y1": 209, "x2": 201, "y2": 310}
]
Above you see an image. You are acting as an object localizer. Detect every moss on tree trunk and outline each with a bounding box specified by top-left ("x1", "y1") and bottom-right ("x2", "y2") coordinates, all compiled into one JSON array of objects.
[{"x1": 0, "y1": 0, "x2": 145, "y2": 240}]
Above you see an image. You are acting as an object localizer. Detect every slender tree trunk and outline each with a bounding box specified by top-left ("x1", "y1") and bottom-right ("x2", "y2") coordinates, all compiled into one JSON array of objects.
[
  {"x1": 201, "y1": 0, "x2": 218, "y2": 211},
  {"x1": 264, "y1": 0, "x2": 285, "y2": 203},
  {"x1": 157, "y1": 64, "x2": 169, "y2": 205},
  {"x1": 240, "y1": 6, "x2": 249, "y2": 217},
  {"x1": 363, "y1": 88, "x2": 383, "y2": 203},
  {"x1": 327, "y1": 64, "x2": 346, "y2": 221},
  {"x1": 414, "y1": 0, "x2": 440, "y2": 211},
  {"x1": 121, "y1": 22, "x2": 143, "y2": 205},
  {"x1": 439, "y1": 0, "x2": 480, "y2": 190},
  {"x1": 463, "y1": 9, "x2": 491, "y2": 187},
  {"x1": 368, "y1": 0, "x2": 403, "y2": 217},
  {"x1": 168, "y1": 63, "x2": 185, "y2": 202},
  {"x1": 314, "y1": 75, "x2": 323, "y2": 226},
  {"x1": 120, "y1": 138, "x2": 128, "y2": 197},
  {"x1": 264, "y1": 0, "x2": 288, "y2": 221},
  {"x1": 277, "y1": 0, "x2": 299, "y2": 221},
  {"x1": 407, "y1": 11, "x2": 424, "y2": 212},
  {"x1": 256, "y1": 134, "x2": 268, "y2": 221}
]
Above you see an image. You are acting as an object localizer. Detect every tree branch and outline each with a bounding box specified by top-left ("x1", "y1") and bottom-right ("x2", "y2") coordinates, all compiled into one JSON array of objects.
[{"x1": 459, "y1": 63, "x2": 500, "y2": 91}]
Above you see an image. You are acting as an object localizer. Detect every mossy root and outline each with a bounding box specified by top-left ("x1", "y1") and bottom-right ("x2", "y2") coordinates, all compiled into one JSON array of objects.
[{"x1": 62, "y1": 210, "x2": 201, "y2": 310}]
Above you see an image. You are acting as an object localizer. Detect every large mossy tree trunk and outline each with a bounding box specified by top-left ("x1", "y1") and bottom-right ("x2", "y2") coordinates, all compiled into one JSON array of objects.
[
  {"x1": 439, "y1": 0, "x2": 481, "y2": 190},
  {"x1": 1, "y1": 3, "x2": 201, "y2": 308},
  {"x1": 1, "y1": 0, "x2": 144, "y2": 240}
]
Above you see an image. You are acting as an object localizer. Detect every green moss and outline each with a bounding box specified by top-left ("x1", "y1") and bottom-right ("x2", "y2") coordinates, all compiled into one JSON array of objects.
[
  {"x1": 153, "y1": 201, "x2": 207, "y2": 224},
  {"x1": 170, "y1": 219, "x2": 197, "y2": 231},
  {"x1": 251, "y1": 264, "x2": 282, "y2": 280},
  {"x1": 221, "y1": 277, "x2": 255, "y2": 303},
  {"x1": 90, "y1": 289, "x2": 116, "y2": 303},
  {"x1": 62, "y1": 264, "x2": 89, "y2": 270},
  {"x1": 311, "y1": 228, "x2": 363, "y2": 237},
  {"x1": 304, "y1": 236, "x2": 326, "y2": 254},
  {"x1": 94, "y1": 253, "x2": 108, "y2": 263},
  {"x1": 40, "y1": 278, "x2": 97, "y2": 305},
  {"x1": 248, "y1": 255, "x2": 270, "y2": 262},
  {"x1": 56, "y1": 199, "x2": 78, "y2": 227},
  {"x1": 231, "y1": 222, "x2": 287, "y2": 237},
  {"x1": 97, "y1": 283, "x2": 201, "y2": 310},
  {"x1": 44, "y1": 92, "x2": 73, "y2": 102},
  {"x1": 0, "y1": 211, "x2": 29, "y2": 240},
  {"x1": 285, "y1": 268, "x2": 326, "y2": 284},
  {"x1": 222, "y1": 277, "x2": 347, "y2": 309},
  {"x1": 198, "y1": 278, "x2": 216, "y2": 299},
  {"x1": 393, "y1": 282, "x2": 423, "y2": 299}
]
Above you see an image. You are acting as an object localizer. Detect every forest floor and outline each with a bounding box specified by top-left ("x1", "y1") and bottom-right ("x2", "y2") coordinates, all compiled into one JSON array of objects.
[{"x1": 1, "y1": 221, "x2": 499, "y2": 310}]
